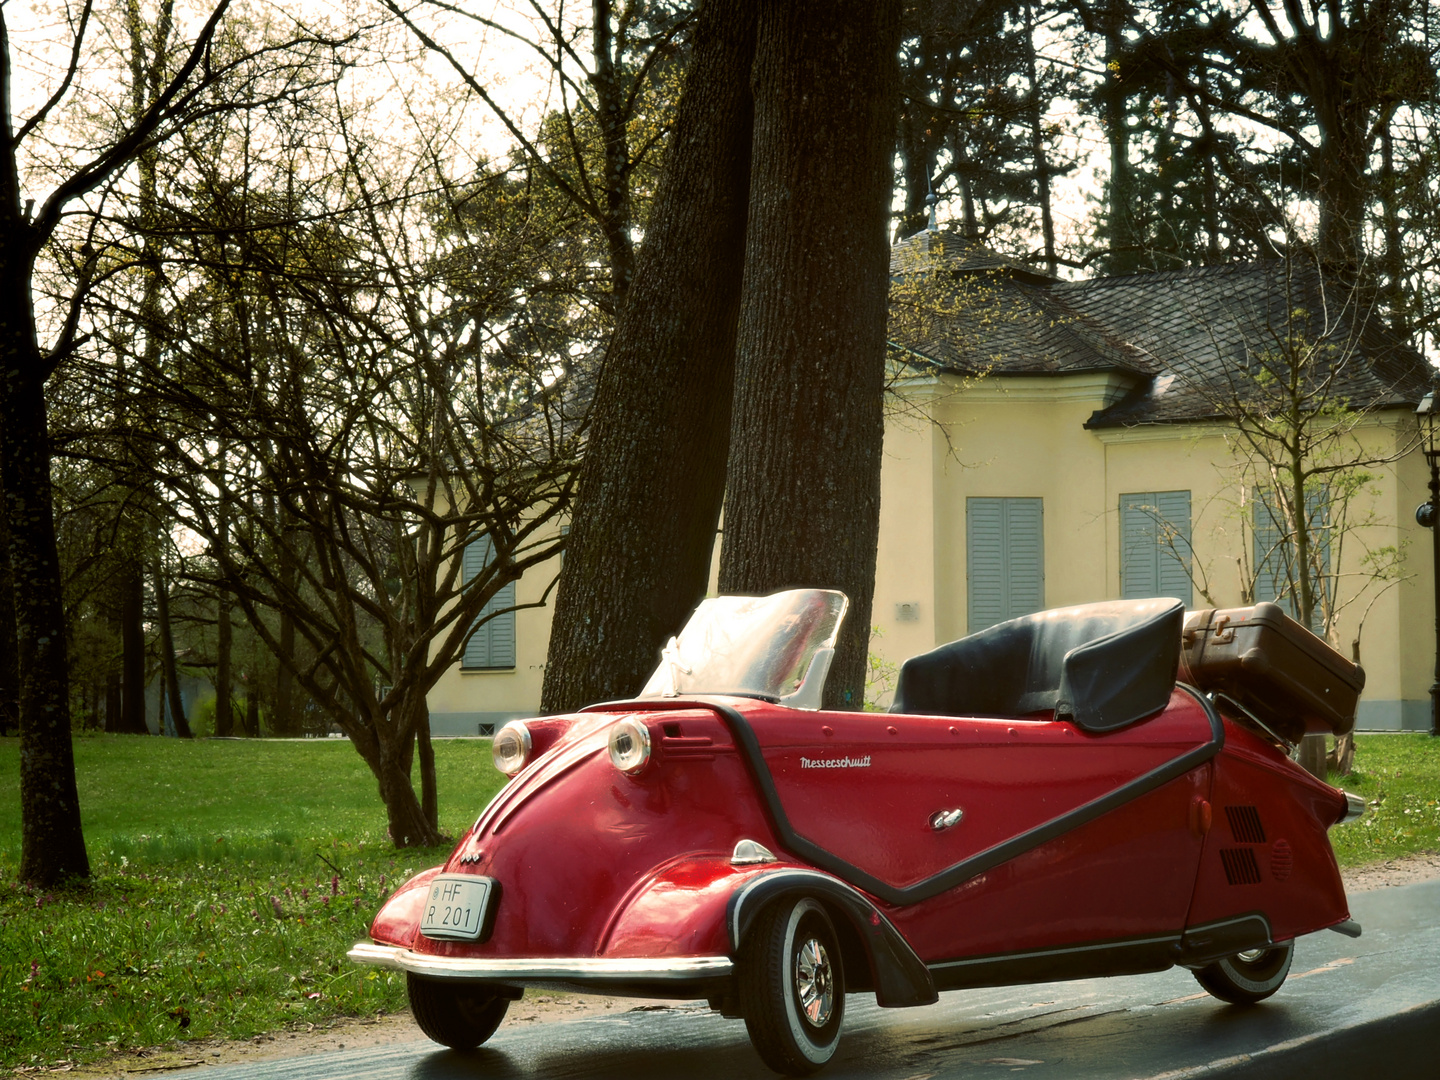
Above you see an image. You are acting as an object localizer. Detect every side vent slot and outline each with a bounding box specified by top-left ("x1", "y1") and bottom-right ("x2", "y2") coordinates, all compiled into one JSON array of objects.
[
  {"x1": 1225, "y1": 805, "x2": 1267, "y2": 844},
  {"x1": 1220, "y1": 847, "x2": 1262, "y2": 886}
]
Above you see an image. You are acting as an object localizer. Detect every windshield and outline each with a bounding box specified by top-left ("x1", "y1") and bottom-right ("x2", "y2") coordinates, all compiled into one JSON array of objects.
[{"x1": 638, "y1": 589, "x2": 849, "y2": 706}]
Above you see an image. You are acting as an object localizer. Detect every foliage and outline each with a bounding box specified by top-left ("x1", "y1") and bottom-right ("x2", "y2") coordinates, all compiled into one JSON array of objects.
[
  {"x1": 864, "y1": 626, "x2": 899, "y2": 712},
  {"x1": 0, "y1": 735, "x2": 507, "y2": 1070}
]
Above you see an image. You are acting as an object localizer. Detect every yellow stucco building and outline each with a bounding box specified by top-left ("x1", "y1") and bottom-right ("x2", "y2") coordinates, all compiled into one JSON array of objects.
[{"x1": 428, "y1": 233, "x2": 1437, "y2": 735}]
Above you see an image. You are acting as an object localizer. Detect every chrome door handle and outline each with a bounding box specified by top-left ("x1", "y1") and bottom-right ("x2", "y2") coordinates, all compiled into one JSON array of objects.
[{"x1": 930, "y1": 808, "x2": 964, "y2": 831}]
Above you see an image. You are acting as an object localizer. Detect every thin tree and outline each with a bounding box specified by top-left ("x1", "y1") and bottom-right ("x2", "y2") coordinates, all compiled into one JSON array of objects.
[
  {"x1": 2, "y1": 0, "x2": 349, "y2": 883},
  {"x1": 1151, "y1": 256, "x2": 1427, "y2": 772}
]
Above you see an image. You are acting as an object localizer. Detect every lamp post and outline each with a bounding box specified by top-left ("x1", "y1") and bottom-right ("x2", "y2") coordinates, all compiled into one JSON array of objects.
[{"x1": 1416, "y1": 390, "x2": 1440, "y2": 737}]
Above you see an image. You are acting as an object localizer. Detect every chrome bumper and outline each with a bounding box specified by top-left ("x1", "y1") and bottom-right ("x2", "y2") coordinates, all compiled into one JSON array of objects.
[{"x1": 347, "y1": 942, "x2": 733, "y2": 983}]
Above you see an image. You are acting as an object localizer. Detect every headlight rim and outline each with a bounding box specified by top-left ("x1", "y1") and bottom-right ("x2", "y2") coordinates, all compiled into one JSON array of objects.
[
  {"x1": 492, "y1": 720, "x2": 533, "y2": 777},
  {"x1": 608, "y1": 717, "x2": 652, "y2": 775}
]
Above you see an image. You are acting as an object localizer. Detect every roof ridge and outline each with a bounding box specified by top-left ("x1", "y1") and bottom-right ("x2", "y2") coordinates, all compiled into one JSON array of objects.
[{"x1": 1056, "y1": 261, "x2": 1273, "y2": 291}]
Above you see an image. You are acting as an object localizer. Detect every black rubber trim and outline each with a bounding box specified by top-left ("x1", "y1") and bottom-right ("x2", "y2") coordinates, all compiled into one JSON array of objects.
[
  {"x1": 725, "y1": 868, "x2": 937, "y2": 1008},
  {"x1": 928, "y1": 931, "x2": 1182, "y2": 990},
  {"x1": 584, "y1": 687, "x2": 1224, "y2": 908}
]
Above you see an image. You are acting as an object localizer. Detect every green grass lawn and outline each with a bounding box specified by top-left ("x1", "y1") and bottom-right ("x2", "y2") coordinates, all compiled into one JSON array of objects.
[
  {"x1": 0, "y1": 734, "x2": 507, "y2": 1071},
  {"x1": 1328, "y1": 733, "x2": 1440, "y2": 865},
  {"x1": 0, "y1": 730, "x2": 1434, "y2": 1072}
]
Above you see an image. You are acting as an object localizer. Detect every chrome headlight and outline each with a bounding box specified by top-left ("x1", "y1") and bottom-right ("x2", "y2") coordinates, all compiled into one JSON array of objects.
[
  {"x1": 492, "y1": 721, "x2": 533, "y2": 777},
  {"x1": 608, "y1": 717, "x2": 651, "y2": 774}
]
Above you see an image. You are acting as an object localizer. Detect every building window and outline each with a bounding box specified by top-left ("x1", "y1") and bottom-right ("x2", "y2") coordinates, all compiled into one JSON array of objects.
[
  {"x1": 1120, "y1": 491, "x2": 1194, "y2": 606},
  {"x1": 967, "y1": 497, "x2": 1044, "y2": 633},
  {"x1": 461, "y1": 535, "x2": 516, "y2": 670},
  {"x1": 1252, "y1": 487, "x2": 1329, "y2": 633}
]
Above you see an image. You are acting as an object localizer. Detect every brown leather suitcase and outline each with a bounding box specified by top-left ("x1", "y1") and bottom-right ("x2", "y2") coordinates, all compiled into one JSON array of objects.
[{"x1": 1178, "y1": 602, "x2": 1364, "y2": 743}]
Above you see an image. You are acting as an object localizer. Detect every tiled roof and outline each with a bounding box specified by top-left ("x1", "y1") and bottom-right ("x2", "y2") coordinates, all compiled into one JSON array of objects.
[
  {"x1": 888, "y1": 231, "x2": 1156, "y2": 379},
  {"x1": 889, "y1": 231, "x2": 1435, "y2": 426}
]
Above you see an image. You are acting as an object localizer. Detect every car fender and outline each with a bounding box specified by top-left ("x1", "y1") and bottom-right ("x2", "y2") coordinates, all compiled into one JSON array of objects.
[
  {"x1": 599, "y1": 856, "x2": 762, "y2": 960},
  {"x1": 727, "y1": 868, "x2": 938, "y2": 1008},
  {"x1": 370, "y1": 866, "x2": 442, "y2": 947}
]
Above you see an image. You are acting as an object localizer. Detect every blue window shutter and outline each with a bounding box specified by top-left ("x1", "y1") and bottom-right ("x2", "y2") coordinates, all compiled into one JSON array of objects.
[
  {"x1": 1120, "y1": 491, "x2": 1193, "y2": 606},
  {"x1": 1005, "y1": 498, "x2": 1045, "y2": 618},
  {"x1": 1252, "y1": 490, "x2": 1287, "y2": 610},
  {"x1": 967, "y1": 499, "x2": 1007, "y2": 631},
  {"x1": 462, "y1": 536, "x2": 517, "y2": 670},
  {"x1": 1120, "y1": 493, "x2": 1160, "y2": 600},
  {"x1": 967, "y1": 497, "x2": 1044, "y2": 633},
  {"x1": 1252, "y1": 487, "x2": 1327, "y2": 633}
]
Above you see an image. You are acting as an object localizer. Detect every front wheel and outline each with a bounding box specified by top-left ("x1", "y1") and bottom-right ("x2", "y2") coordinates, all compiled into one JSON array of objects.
[
  {"x1": 406, "y1": 973, "x2": 511, "y2": 1049},
  {"x1": 1193, "y1": 940, "x2": 1294, "y2": 1004},
  {"x1": 739, "y1": 897, "x2": 845, "y2": 1075}
]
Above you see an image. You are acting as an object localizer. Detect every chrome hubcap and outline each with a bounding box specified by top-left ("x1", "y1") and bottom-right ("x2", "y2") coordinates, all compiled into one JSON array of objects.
[
  {"x1": 795, "y1": 937, "x2": 833, "y2": 1027},
  {"x1": 1236, "y1": 948, "x2": 1266, "y2": 963}
]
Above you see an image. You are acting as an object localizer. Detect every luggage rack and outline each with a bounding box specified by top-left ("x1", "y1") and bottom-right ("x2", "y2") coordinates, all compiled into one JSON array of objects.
[{"x1": 1208, "y1": 691, "x2": 1297, "y2": 754}]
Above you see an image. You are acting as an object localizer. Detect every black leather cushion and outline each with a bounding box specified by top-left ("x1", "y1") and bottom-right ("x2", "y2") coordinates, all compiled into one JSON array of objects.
[{"x1": 890, "y1": 599, "x2": 1184, "y2": 732}]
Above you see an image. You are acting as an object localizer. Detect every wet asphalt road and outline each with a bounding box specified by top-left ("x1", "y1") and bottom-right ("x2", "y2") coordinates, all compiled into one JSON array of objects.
[{"x1": 175, "y1": 878, "x2": 1440, "y2": 1080}]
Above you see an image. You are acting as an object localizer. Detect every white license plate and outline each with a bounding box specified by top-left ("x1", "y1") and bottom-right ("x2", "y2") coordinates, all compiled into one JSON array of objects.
[{"x1": 420, "y1": 875, "x2": 494, "y2": 941}]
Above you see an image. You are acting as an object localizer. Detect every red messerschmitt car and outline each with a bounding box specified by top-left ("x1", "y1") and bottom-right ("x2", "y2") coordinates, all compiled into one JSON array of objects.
[{"x1": 349, "y1": 589, "x2": 1366, "y2": 1075}]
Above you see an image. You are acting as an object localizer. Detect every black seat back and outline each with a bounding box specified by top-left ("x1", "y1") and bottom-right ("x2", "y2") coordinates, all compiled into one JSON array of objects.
[{"x1": 890, "y1": 598, "x2": 1184, "y2": 732}]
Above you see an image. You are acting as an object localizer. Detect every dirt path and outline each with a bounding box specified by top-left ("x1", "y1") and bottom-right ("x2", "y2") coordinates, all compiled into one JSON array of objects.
[{"x1": 29, "y1": 850, "x2": 1440, "y2": 1079}]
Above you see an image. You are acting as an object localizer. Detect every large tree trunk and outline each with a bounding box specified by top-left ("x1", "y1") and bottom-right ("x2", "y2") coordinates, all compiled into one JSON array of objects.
[
  {"x1": 718, "y1": 0, "x2": 901, "y2": 710},
  {"x1": 0, "y1": 286, "x2": 90, "y2": 884},
  {"x1": 540, "y1": 0, "x2": 758, "y2": 714}
]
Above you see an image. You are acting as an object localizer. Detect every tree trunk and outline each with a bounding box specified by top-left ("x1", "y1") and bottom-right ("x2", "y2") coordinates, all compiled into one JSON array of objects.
[
  {"x1": 153, "y1": 556, "x2": 193, "y2": 738},
  {"x1": 1379, "y1": 116, "x2": 1405, "y2": 333},
  {"x1": 416, "y1": 699, "x2": 438, "y2": 834},
  {"x1": 350, "y1": 723, "x2": 441, "y2": 848},
  {"x1": 104, "y1": 673, "x2": 121, "y2": 734},
  {"x1": 214, "y1": 448, "x2": 233, "y2": 737},
  {"x1": 0, "y1": 290, "x2": 90, "y2": 884},
  {"x1": 1100, "y1": 0, "x2": 1137, "y2": 274},
  {"x1": 717, "y1": 0, "x2": 901, "y2": 711},
  {"x1": 245, "y1": 684, "x2": 260, "y2": 737},
  {"x1": 119, "y1": 563, "x2": 148, "y2": 734},
  {"x1": 274, "y1": 511, "x2": 297, "y2": 734},
  {"x1": 215, "y1": 596, "x2": 233, "y2": 737},
  {"x1": 275, "y1": 609, "x2": 295, "y2": 734},
  {"x1": 0, "y1": 459, "x2": 17, "y2": 738},
  {"x1": 1024, "y1": 0, "x2": 1056, "y2": 277},
  {"x1": 540, "y1": 0, "x2": 758, "y2": 713},
  {"x1": 590, "y1": 0, "x2": 636, "y2": 304}
]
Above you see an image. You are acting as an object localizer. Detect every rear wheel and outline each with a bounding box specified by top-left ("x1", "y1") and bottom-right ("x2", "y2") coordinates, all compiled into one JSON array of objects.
[
  {"x1": 1193, "y1": 940, "x2": 1294, "y2": 1004},
  {"x1": 406, "y1": 973, "x2": 511, "y2": 1049},
  {"x1": 740, "y1": 897, "x2": 845, "y2": 1075}
]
